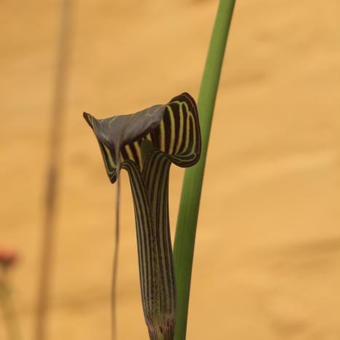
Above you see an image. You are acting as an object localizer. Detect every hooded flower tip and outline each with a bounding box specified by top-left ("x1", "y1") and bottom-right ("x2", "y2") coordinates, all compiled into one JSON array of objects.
[{"x1": 83, "y1": 112, "x2": 93, "y2": 128}]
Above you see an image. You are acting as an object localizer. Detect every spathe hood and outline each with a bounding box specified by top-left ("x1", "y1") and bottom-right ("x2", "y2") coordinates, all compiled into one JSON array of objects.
[{"x1": 84, "y1": 92, "x2": 201, "y2": 183}]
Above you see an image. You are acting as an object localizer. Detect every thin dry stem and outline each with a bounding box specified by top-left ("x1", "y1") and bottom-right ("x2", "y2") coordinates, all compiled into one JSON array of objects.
[{"x1": 35, "y1": 1, "x2": 74, "y2": 339}]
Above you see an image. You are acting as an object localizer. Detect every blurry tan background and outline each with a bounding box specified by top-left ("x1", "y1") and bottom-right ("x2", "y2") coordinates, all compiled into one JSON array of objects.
[{"x1": 1, "y1": 0, "x2": 340, "y2": 339}]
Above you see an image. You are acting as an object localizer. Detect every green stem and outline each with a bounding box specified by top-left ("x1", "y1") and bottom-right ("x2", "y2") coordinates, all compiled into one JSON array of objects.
[
  {"x1": 173, "y1": 1, "x2": 236, "y2": 339},
  {"x1": 0, "y1": 286, "x2": 21, "y2": 340}
]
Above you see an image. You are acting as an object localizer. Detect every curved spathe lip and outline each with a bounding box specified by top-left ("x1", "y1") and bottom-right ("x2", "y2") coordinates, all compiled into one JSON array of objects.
[{"x1": 84, "y1": 92, "x2": 201, "y2": 183}]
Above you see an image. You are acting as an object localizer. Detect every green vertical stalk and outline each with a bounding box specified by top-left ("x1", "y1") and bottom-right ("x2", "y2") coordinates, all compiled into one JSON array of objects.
[
  {"x1": 0, "y1": 286, "x2": 21, "y2": 340},
  {"x1": 173, "y1": 1, "x2": 236, "y2": 339}
]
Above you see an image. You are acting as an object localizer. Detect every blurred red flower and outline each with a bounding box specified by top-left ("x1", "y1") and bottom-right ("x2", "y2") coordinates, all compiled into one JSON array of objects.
[{"x1": 0, "y1": 250, "x2": 18, "y2": 269}]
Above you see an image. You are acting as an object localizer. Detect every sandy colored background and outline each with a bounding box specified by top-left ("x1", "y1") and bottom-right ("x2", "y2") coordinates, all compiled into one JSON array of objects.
[{"x1": 1, "y1": 0, "x2": 340, "y2": 339}]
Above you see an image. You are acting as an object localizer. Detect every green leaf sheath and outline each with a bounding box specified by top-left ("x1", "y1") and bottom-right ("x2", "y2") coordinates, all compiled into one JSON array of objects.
[{"x1": 173, "y1": 1, "x2": 236, "y2": 340}]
